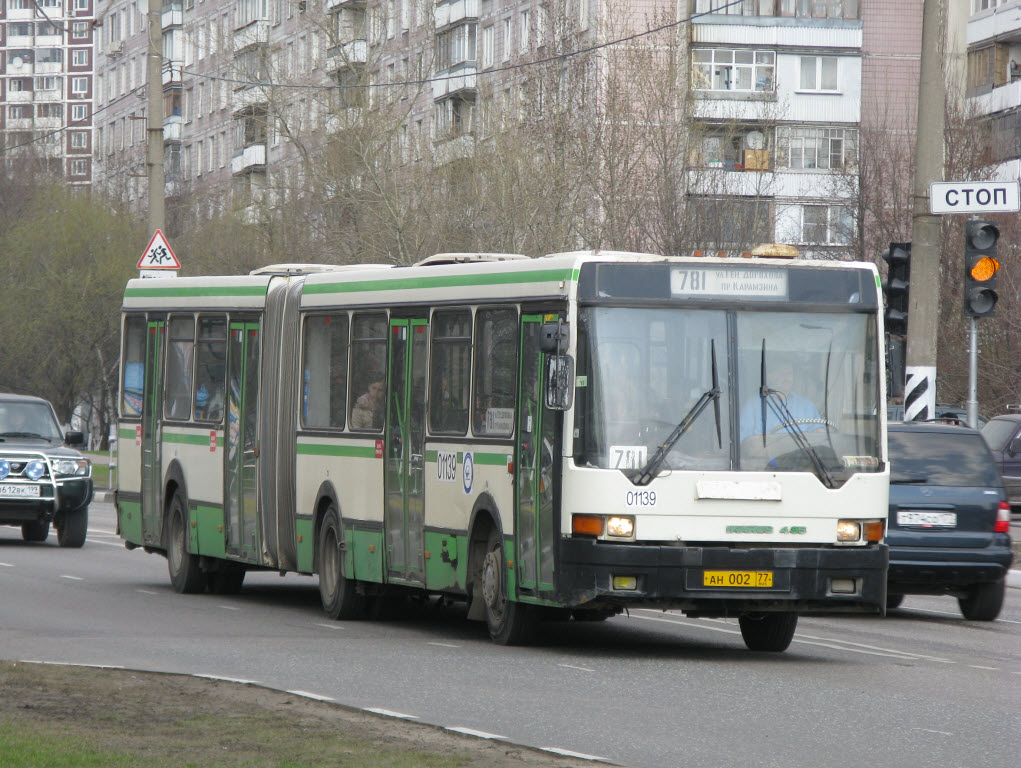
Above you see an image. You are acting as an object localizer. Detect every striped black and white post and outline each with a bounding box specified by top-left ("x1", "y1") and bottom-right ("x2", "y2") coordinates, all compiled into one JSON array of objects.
[{"x1": 904, "y1": 366, "x2": 936, "y2": 422}]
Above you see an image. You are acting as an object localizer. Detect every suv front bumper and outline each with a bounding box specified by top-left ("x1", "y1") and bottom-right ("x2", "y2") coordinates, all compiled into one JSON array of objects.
[{"x1": 0, "y1": 476, "x2": 93, "y2": 525}]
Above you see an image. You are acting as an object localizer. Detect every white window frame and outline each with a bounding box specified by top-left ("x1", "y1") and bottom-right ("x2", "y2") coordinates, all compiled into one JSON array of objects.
[
  {"x1": 73, "y1": 49, "x2": 89, "y2": 67},
  {"x1": 71, "y1": 76, "x2": 89, "y2": 95},
  {"x1": 481, "y1": 25, "x2": 495, "y2": 69},
  {"x1": 71, "y1": 158, "x2": 89, "y2": 176},
  {"x1": 777, "y1": 203, "x2": 853, "y2": 246},
  {"x1": 71, "y1": 131, "x2": 88, "y2": 148},
  {"x1": 777, "y1": 126, "x2": 856, "y2": 170},
  {"x1": 799, "y1": 55, "x2": 839, "y2": 92},
  {"x1": 502, "y1": 18, "x2": 511, "y2": 62},
  {"x1": 519, "y1": 9, "x2": 530, "y2": 54},
  {"x1": 692, "y1": 48, "x2": 775, "y2": 92}
]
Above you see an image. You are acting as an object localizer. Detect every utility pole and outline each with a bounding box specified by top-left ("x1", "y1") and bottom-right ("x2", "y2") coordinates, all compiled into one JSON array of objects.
[
  {"x1": 903, "y1": 0, "x2": 946, "y2": 423},
  {"x1": 146, "y1": 0, "x2": 165, "y2": 235}
]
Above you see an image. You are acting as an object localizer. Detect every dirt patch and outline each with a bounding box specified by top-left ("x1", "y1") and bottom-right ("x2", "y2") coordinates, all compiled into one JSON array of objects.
[{"x1": 0, "y1": 661, "x2": 608, "y2": 768}]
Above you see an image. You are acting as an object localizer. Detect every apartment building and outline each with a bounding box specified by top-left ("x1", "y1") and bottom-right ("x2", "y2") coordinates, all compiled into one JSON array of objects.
[
  {"x1": 0, "y1": 0, "x2": 96, "y2": 187},
  {"x1": 967, "y1": 0, "x2": 1021, "y2": 182},
  {"x1": 85, "y1": 0, "x2": 942, "y2": 257}
]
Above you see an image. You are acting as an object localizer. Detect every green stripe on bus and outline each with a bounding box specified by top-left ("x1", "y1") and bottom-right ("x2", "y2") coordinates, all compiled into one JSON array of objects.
[
  {"x1": 304, "y1": 268, "x2": 579, "y2": 296},
  {"x1": 474, "y1": 452, "x2": 511, "y2": 466},
  {"x1": 124, "y1": 285, "x2": 269, "y2": 298},
  {"x1": 297, "y1": 443, "x2": 379, "y2": 458},
  {"x1": 163, "y1": 432, "x2": 216, "y2": 447},
  {"x1": 119, "y1": 427, "x2": 136, "y2": 440}
]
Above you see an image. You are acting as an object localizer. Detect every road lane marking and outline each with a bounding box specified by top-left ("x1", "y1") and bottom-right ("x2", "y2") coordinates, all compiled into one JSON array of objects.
[
  {"x1": 0, "y1": 562, "x2": 13, "y2": 567},
  {"x1": 219, "y1": 605, "x2": 241, "y2": 611},
  {"x1": 136, "y1": 589, "x2": 159, "y2": 595},
  {"x1": 313, "y1": 622, "x2": 345, "y2": 630},
  {"x1": 558, "y1": 663, "x2": 595, "y2": 672},
  {"x1": 60, "y1": 575, "x2": 84, "y2": 581},
  {"x1": 366, "y1": 708, "x2": 419, "y2": 719},
  {"x1": 446, "y1": 727, "x2": 506, "y2": 739},
  {"x1": 288, "y1": 690, "x2": 335, "y2": 702},
  {"x1": 89, "y1": 539, "x2": 126, "y2": 547},
  {"x1": 427, "y1": 642, "x2": 460, "y2": 648},
  {"x1": 968, "y1": 665, "x2": 998, "y2": 670}
]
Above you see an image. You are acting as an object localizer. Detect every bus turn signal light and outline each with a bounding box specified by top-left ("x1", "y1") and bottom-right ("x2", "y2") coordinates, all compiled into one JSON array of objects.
[
  {"x1": 864, "y1": 520, "x2": 885, "y2": 542},
  {"x1": 572, "y1": 514, "x2": 604, "y2": 536}
]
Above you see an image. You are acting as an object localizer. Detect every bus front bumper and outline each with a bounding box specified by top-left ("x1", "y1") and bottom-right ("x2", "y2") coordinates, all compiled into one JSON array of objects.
[{"x1": 557, "y1": 539, "x2": 889, "y2": 616}]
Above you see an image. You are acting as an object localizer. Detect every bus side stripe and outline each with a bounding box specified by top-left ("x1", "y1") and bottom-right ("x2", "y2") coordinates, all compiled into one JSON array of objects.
[
  {"x1": 297, "y1": 443, "x2": 379, "y2": 459},
  {"x1": 303, "y1": 268, "x2": 579, "y2": 296}
]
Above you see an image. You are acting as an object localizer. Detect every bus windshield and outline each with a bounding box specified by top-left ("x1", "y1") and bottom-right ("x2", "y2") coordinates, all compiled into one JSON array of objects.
[{"x1": 574, "y1": 306, "x2": 881, "y2": 486}]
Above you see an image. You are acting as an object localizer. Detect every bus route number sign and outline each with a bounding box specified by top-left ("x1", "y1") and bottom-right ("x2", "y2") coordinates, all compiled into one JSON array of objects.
[{"x1": 671, "y1": 267, "x2": 788, "y2": 300}]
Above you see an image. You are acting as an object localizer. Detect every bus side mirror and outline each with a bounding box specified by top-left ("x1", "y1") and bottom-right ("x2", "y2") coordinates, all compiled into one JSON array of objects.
[
  {"x1": 540, "y1": 321, "x2": 569, "y2": 354},
  {"x1": 544, "y1": 355, "x2": 574, "y2": 411}
]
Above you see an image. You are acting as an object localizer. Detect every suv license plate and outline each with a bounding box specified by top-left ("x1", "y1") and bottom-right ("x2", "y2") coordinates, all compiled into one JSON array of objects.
[
  {"x1": 897, "y1": 511, "x2": 956, "y2": 527},
  {"x1": 0, "y1": 483, "x2": 41, "y2": 498},
  {"x1": 704, "y1": 571, "x2": 774, "y2": 588}
]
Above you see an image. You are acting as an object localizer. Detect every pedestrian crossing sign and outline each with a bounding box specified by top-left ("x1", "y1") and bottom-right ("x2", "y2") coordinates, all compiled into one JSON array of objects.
[{"x1": 137, "y1": 230, "x2": 181, "y2": 270}]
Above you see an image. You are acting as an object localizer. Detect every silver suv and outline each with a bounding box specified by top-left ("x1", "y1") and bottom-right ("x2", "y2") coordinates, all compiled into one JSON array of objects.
[{"x1": 0, "y1": 394, "x2": 93, "y2": 547}]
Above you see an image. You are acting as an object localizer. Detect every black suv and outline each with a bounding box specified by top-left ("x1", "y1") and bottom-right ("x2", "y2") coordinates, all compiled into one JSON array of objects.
[
  {"x1": 887, "y1": 422, "x2": 1013, "y2": 620},
  {"x1": 0, "y1": 394, "x2": 93, "y2": 547},
  {"x1": 980, "y1": 414, "x2": 1021, "y2": 512}
]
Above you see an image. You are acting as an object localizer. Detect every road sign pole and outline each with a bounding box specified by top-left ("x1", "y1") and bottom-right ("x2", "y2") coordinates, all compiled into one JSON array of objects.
[{"x1": 967, "y1": 317, "x2": 979, "y2": 429}]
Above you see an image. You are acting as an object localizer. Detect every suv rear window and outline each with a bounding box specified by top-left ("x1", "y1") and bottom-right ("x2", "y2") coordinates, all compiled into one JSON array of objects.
[
  {"x1": 889, "y1": 430, "x2": 1001, "y2": 487},
  {"x1": 981, "y1": 418, "x2": 1018, "y2": 451}
]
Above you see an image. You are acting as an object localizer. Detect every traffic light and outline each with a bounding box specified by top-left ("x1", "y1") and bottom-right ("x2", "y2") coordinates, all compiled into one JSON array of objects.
[
  {"x1": 882, "y1": 242, "x2": 911, "y2": 336},
  {"x1": 964, "y1": 220, "x2": 999, "y2": 318}
]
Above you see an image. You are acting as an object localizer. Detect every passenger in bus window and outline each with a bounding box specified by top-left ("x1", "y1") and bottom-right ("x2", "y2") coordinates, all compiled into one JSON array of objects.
[
  {"x1": 195, "y1": 372, "x2": 224, "y2": 421},
  {"x1": 351, "y1": 380, "x2": 384, "y2": 430},
  {"x1": 740, "y1": 358, "x2": 821, "y2": 440}
]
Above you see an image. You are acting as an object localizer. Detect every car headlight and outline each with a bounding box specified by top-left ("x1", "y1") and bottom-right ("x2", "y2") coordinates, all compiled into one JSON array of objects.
[
  {"x1": 25, "y1": 460, "x2": 46, "y2": 480},
  {"x1": 54, "y1": 459, "x2": 90, "y2": 477},
  {"x1": 0, "y1": 460, "x2": 9, "y2": 480}
]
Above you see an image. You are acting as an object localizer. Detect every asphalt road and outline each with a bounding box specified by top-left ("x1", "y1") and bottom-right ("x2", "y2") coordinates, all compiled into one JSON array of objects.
[{"x1": 1, "y1": 501, "x2": 1018, "y2": 768}]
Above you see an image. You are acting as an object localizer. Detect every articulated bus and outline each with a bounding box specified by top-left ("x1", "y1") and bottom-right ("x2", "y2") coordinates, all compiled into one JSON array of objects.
[{"x1": 116, "y1": 251, "x2": 889, "y2": 652}]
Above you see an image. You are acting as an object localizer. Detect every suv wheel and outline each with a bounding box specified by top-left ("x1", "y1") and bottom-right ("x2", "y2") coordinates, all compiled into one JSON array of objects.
[
  {"x1": 21, "y1": 521, "x2": 50, "y2": 542},
  {"x1": 57, "y1": 506, "x2": 88, "y2": 548},
  {"x1": 958, "y1": 580, "x2": 1005, "y2": 621}
]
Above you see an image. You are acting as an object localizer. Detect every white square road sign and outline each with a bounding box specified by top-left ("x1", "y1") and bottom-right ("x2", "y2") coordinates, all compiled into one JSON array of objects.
[
  {"x1": 930, "y1": 181, "x2": 1021, "y2": 214},
  {"x1": 137, "y1": 229, "x2": 181, "y2": 269}
]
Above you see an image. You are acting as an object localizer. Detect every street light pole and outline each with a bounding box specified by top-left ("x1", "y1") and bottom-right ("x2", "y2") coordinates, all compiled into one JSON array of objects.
[{"x1": 147, "y1": 0, "x2": 165, "y2": 236}]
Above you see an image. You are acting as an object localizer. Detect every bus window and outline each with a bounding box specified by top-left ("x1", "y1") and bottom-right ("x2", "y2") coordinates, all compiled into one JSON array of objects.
[
  {"x1": 349, "y1": 313, "x2": 388, "y2": 432},
  {"x1": 472, "y1": 308, "x2": 518, "y2": 437},
  {"x1": 302, "y1": 314, "x2": 349, "y2": 429},
  {"x1": 194, "y1": 316, "x2": 227, "y2": 422},
  {"x1": 121, "y1": 315, "x2": 146, "y2": 418},
  {"x1": 164, "y1": 315, "x2": 195, "y2": 421},
  {"x1": 429, "y1": 310, "x2": 471, "y2": 435}
]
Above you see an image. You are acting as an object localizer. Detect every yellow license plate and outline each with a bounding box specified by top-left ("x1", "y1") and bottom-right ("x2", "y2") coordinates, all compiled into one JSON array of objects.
[{"x1": 703, "y1": 571, "x2": 774, "y2": 588}]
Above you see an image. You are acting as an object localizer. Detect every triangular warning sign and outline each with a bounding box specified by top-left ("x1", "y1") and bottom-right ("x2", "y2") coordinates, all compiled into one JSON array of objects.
[{"x1": 137, "y1": 230, "x2": 181, "y2": 269}]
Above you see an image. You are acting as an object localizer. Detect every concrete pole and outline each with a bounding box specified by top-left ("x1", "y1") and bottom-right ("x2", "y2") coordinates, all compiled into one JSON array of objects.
[
  {"x1": 147, "y1": 0, "x2": 165, "y2": 236},
  {"x1": 904, "y1": 0, "x2": 946, "y2": 423}
]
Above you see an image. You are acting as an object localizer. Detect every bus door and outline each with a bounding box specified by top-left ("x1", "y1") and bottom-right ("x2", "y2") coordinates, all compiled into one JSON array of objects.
[
  {"x1": 140, "y1": 319, "x2": 165, "y2": 546},
  {"x1": 225, "y1": 321, "x2": 260, "y2": 560},
  {"x1": 515, "y1": 316, "x2": 557, "y2": 596},
  {"x1": 384, "y1": 318, "x2": 428, "y2": 585}
]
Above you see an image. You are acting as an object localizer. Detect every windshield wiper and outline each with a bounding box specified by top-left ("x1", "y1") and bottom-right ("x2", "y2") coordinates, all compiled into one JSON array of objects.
[
  {"x1": 0, "y1": 431, "x2": 48, "y2": 440},
  {"x1": 630, "y1": 341, "x2": 721, "y2": 486},
  {"x1": 759, "y1": 342, "x2": 835, "y2": 489}
]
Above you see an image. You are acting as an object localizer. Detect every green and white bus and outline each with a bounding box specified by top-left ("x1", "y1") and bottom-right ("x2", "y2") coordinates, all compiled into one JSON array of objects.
[{"x1": 116, "y1": 251, "x2": 889, "y2": 651}]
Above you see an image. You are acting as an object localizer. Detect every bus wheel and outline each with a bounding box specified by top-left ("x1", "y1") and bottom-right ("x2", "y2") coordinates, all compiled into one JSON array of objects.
[
  {"x1": 57, "y1": 506, "x2": 88, "y2": 549},
  {"x1": 481, "y1": 529, "x2": 534, "y2": 645},
  {"x1": 317, "y1": 507, "x2": 364, "y2": 620},
  {"x1": 167, "y1": 492, "x2": 205, "y2": 593},
  {"x1": 738, "y1": 612, "x2": 798, "y2": 652}
]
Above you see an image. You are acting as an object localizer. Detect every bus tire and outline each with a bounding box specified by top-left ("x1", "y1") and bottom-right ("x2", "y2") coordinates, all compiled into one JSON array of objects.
[
  {"x1": 885, "y1": 593, "x2": 904, "y2": 610},
  {"x1": 738, "y1": 612, "x2": 798, "y2": 652},
  {"x1": 57, "y1": 506, "x2": 88, "y2": 549},
  {"x1": 317, "y1": 506, "x2": 364, "y2": 620},
  {"x1": 21, "y1": 521, "x2": 50, "y2": 542},
  {"x1": 482, "y1": 528, "x2": 534, "y2": 645},
  {"x1": 167, "y1": 491, "x2": 205, "y2": 594}
]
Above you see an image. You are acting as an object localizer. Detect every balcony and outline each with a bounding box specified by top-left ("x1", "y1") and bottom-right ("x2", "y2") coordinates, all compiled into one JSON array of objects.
[
  {"x1": 163, "y1": 114, "x2": 183, "y2": 141},
  {"x1": 231, "y1": 143, "x2": 266, "y2": 175},
  {"x1": 432, "y1": 65, "x2": 476, "y2": 100},
  {"x1": 6, "y1": 90, "x2": 32, "y2": 103},
  {"x1": 233, "y1": 19, "x2": 270, "y2": 53},
  {"x1": 232, "y1": 86, "x2": 269, "y2": 114},
  {"x1": 434, "y1": 0, "x2": 478, "y2": 30},
  {"x1": 325, "y1": 0, "x2": 364, "y2": 10},
  {"x1": 163, "y1": 61, "x2": 183, "y2": 86},
  {"x1": 6, "y1": 118, "x2": 34, "y2": 130},
  {"x1": 326, "y1": 39, "x2": 367, "y2": 71},
  {"x1": 162, "y1": 2, "x2": 183, "y2": 29}
]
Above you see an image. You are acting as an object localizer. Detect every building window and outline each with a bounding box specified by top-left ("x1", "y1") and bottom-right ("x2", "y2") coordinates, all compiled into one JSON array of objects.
[
  {"x1": 692, "y1": 48, "x2": 775, "y2": 92},
  {"x1": 72, "y1": 77, "x2": 89, "y2": 94},
  {"x1": 481, "y1": 25, "x2": 495, "y2": 69},
  {"x1": 8, "y1": 79, "x2": 28, "y2": 92},
  {"x1": 73, "y1": 0, "x2": 89, "y2": 9},
  {"x1": 502, "y1": 18, "x2": 511, "y2": 62},
  {"x1": 37, "y1": 103, "x2": 63, "y2": 118},
  {"x1": 73, "y1": 21, "x2": 90, "y2": 39},
  {"x1": 73, "y1": 50, "x2": 89, "y2": 67},
  {"x1": 687, "y1": 196, "x2": 773, "y2": 248},
  {"x1": 434, "y1": 93, "x2": 475, "y2": 138},
  {"x1": 694, "y1": 124, "x2": 772, "y2": 170},
  {"x1": 9, "y1": 105, "x2": 30, "y2": 119},
  {"x1": 777, "y1": 203, "x2": 852, "y2": 245},
  {"x1": 777, "y1": 126, "x2": 856, "y2": 169},
  {"x1": 799, "y1": 56, "x2": 838, "y2": 91},
  {"x1": 36, "y1": 76, "x2": 61, "y2": 91},
  {"x1": 71, "y1": 132, "x2": 88, "y2": 149},
  {"x1": 436, "y1": 22, "x2": 477, "y2": 71},
  {"x1": 71, "y1": 104, "x2": 89, "y2": 122},
  {"x1": 697, "y1": 0, "x2": 858, "y2": 18},
  {"x1": 36, "y1": 48, "x2": 64, "y2": 64},
  {"x1": 520, "y1": 9, "x2": 530, "y2": 53}
]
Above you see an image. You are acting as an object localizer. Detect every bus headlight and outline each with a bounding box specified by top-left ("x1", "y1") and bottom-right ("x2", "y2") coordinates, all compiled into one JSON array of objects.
[
  {"x1": 836, "y1": 519, "x2": 861, "y2": 542},
  {"x1": 606, "y1": 516, "x2": 635, "y2": 538}
]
